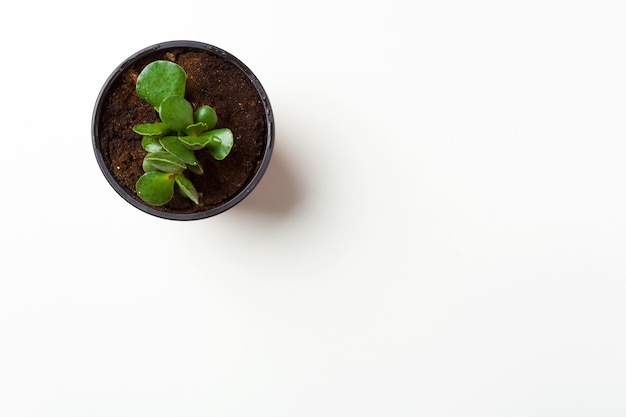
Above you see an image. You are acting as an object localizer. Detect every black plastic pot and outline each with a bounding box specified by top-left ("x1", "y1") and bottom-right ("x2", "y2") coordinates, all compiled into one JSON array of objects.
[{"x1": 92, "y1": 40, "x2": 274, "y2": 220}]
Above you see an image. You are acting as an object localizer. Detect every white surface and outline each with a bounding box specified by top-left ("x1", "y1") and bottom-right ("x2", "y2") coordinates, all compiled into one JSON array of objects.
[{"x1": 1, "y1": 1, "x2": 626, "y2": 416}]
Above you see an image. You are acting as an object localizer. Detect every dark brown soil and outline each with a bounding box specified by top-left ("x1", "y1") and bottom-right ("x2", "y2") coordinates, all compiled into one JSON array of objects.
[{"x1": 97, "y1": 47, "x2": 267, "y2": 214}]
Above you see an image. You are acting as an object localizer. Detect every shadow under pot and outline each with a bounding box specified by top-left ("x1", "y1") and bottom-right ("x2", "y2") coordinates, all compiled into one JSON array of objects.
[{"x1": 92, "y1": 40, "x2": 274, "y2": 220}]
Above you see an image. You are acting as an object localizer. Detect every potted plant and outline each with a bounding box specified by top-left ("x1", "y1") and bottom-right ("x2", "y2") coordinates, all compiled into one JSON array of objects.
[{"x1": 92, "y1": 41, "x2": 274, "y2": 220}]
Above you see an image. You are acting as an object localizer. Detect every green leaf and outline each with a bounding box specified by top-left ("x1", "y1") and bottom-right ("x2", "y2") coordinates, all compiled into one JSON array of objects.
[
  {"x1": 159, "y1": 95, "x2": 194, "y2": 132},
  {"x1": 142, "y1": 158, "x2": 157, "y2": 172},
  {"x1": 175, "y1": 175, "x2": 199, "y2": 204},
  {"x1": 178, "y1": 134, "x2": 209, "y2": 150},
  {"x1": 187, "y1": 160, "x2": 204, "y2": 175},
  {"x1": 133, "y1": 122, "x2": 171, "y2": 136},
  {"x1": 185, "y1": 122, "x2": 209, "y2": 136},
  {"x1": 143, "y1": 151, "x2": 186, "y2": 173},
  {"x1": 159, "y1": 136, "x2": 198, "y2": 166},
  {"x1": 136, "y1": 60, "x2": 187, "y2": 108},
  {"x1": 204, "y1": 128, "x2": 234, "y2": 160},
  {"x1": 194, "y1": 105, "x2": 218, "y2": 129},
  {"x1": 178, "y1": 129, "x2": 234, "y2": 159},
  {"x1": 136, "y1": 171, "x2": 176, "y2": 206},
  {"x1": 141, "y1": 136, "x2": 163, "y2": 153}
]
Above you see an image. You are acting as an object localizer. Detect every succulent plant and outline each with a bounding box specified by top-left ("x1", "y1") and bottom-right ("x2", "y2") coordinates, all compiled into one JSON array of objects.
[{"x1": 132, "y1": 60, "x2": 233, "y2": 206}]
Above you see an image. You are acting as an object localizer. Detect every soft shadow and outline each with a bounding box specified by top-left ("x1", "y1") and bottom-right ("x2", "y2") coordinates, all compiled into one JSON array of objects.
[{"x1": 232, "y1": 135, "x2": 304, "y2": 221}]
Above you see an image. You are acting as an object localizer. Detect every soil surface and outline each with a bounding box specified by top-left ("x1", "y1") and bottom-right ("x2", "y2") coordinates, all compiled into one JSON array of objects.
[{"x1": 97, "y1": 47, "x2": 268, "y2": 214}]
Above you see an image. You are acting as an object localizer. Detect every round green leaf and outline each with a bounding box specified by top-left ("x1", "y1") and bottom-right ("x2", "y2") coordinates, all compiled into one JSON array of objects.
[
  {"x1": 136, "y1": 171, "x2": 176, "y2": 206},
  {"x1": 142, "y1": 158, "x2": 157, "y2": 172},
  {"x1": 178, "y1": 134, "x2": 211, "y2": 150},
  {"x1": 175, "y1": 175, "x2": 199, "y2": 204},
  {"x1": 143, "y1": 151, "x2": 186, "y2": 173},
  {"x1": 204, "y1": 128, "x2": 234, "y2": 160},
  {"x1": 136, "y1": 61, "x2": 187, "y2": 108},
  {"x1": 141, "y1": 136, "x2": 163, "y2": 153},
  {"x1": 184, "y1": 122, "x2": 209, "y2": 136},
  {"x1": 133, "y1": 122, "x2": 171, "y2": 137},
  {"x1": 187, "y1": 160, "x2": 204, "y2": 175},
  {"x1": 159, "y1": 136, "x2": 198, "y2": 166},
  {"x1": 159, "y1": 96, "x2": 194, "y2": 132},
  {"x1": 194, "y1": 105, "x2": 218, "y2": 129}
]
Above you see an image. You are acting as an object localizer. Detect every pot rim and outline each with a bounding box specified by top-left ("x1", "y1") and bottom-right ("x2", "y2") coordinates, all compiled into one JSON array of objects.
[{"x1": 92, "y1": 40, "x2": 275, "y2": 220}]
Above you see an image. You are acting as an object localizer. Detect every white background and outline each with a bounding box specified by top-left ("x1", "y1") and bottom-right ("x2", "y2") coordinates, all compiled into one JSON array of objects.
[{"x1": 1, "y1": 1, "x2": 625, "y2": 416}]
